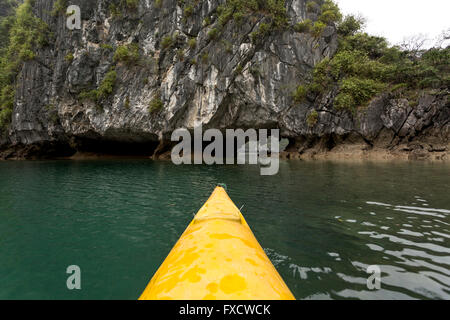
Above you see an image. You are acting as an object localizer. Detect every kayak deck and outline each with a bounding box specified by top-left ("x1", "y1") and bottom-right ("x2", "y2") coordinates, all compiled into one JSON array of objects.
[{"x1": 139, "y1": 186, "x2": 295, "y2": 300}]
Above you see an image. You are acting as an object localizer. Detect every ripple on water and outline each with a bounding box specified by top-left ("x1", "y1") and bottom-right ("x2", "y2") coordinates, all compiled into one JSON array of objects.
[{"x1": 352, "y1": 200, "x2": 450, "y2": 299}]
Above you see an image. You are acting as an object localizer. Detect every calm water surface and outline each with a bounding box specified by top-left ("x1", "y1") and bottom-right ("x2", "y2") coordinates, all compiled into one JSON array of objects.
[{"x1": 0, "y1": 160, "x2": 449, "y2": 299}]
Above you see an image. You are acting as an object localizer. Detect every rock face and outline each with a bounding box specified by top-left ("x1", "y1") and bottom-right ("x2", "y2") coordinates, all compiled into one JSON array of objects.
[
  {"x1": 1, "y1": 0, "x2": 449, "y2": 160},
  {"x1": 282, "y1": 91, "x2": 449, "y2": 161}
]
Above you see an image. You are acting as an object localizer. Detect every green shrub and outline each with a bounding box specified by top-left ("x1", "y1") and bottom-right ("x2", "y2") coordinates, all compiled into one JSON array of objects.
[
  {"x1": 203, "y1": 17, "x2": 211, "y2": 26},
  {"x1": 125, "y1": 0, "x2": 139, "y2": 10},
  {"x1": 109, "y1": 3, "x2": 121, "y2": 17},
  {"x1": 154, "y1": 0, "x2": 162, "y2": 9},
  {"x1": 306, "y1": 1, "x2": 319, "y2": 13},
  {"x1": 307, "y1": 24, "x2": 403, "y2": 114},
  {"x1": 250, "y1": 23, "x2": 271, "y2": 42},
  {"x1": 334, "y1": 93, "x2": 355, "y2": 112},
  {"x1": 149, "y1": 94, "x2": 163, "y2": 113},
  {"x1": 124, "y1": 96, "x2": 130, "y2": 109},
  {"x1": 340, "y1": 33, "x2": 389, "y2": 59},
  {"x1": 309, "y1": 57, "x2": 331, "y2": 93},
  {"x1": 412, "y1": 47, "x2": 450, "y2": 89},
  {"x1": 0, "y1": 85, "x2": 15, "y2": 111},
  {"x1": 188, "y1": 38, "x2": 197, "y2": 50},
  {"x1": 184, "y1": 5, "x2": 193, "y2": 17},
  {"x1": 51, "y1": 0, "x2": 67, "y2": 16},
  {"x1": 0, "y1": 15, "x2": 15, "y2": 51},
  {"x1": 113, "y1": 43, "x2": 140, "y2": 65},
  {"x1": 64, "y1": 52, "x2": 74, "y2": 63},
  {"x1": 318, "y1": 0, "x2": 342, "y2": 25},
  {"x1": 216, "y1": 4, "x2": 233, "y2": 27},
  {"x1": 97, "y1": 69, "x2": 117, "y2": 100},
  {"x1": 79, "y1": 69, "x2": 117, "y2": 102},
  {"x1": 390, "y1": 83, "x2": 408, "y2": 93},
  {"x1": 295, "y1": 19, "x2": 313, "y2": 33},
  {"x1": 232, "y1": 11, "x2": 245, "y2": 24},
  {"x1": 217, "y1": 0, "x2": 287, "y2": 30},
  {"x1": 310, "y1": 49, "x2": 390, "y2": 112},
  {"x1": 100, "y1": 43, "x2": 114, "y2": 51},
  {"x1": 0, "y1": 106, "x2": 12, "y2": 132},
  {"x1": 338, "y1": 15, "x2": 364, "y2": 37},
  {"x1": 109, "y1": 0, "x2": 139, "y2": 17},
  {"x1": 222, "y1": 40, "x2": 233, "y2": 53},
  {"x1": 324, "y1": 50, "x2": 388, "y2": 80},
  {"x1": 79, "y1": 89, "x2": 97, "y2": 101},
  {"x1": 19, "y1": 49, "x2": 35, "y2": 60},
  {"x1": 0, "y1": 85, "x2": 15, "y2": 129},
  {"x1": 306, "y1": 110, "x2": 319, "y2": 127},
  {"x1": 161, "y1": 34, "x2": 174, "y2": 49},
  {"x1": 292, "y1": 85, "x2": 308, "y2": 104},
  {"x1": 311, "y1": 21, "x2": 326, "y2": 38},
  {"x1": 335, "y1": 78, "x2": 386, "y2": 112},
  {"x1": 176, "y1": 49, "x2": 185, "y2": 61},
  {"x1": 208, "y1": 28, "x2": 219, "y2": 40}
]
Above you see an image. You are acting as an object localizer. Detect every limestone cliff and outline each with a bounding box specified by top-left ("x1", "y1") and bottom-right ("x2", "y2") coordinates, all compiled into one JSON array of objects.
[{"x1": 0, "y1": 0, "x2": 448, "y2": 160}]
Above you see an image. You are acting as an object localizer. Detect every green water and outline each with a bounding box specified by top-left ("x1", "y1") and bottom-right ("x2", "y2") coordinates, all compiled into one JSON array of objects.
[{"x1": 0, "y1": 160, "x2": 449, "y2": 300}]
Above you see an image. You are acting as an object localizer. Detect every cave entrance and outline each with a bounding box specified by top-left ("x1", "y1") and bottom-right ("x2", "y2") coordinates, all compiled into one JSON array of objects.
[{"x1": 72, "y1": 137, "x2": 160, "y2": 157}]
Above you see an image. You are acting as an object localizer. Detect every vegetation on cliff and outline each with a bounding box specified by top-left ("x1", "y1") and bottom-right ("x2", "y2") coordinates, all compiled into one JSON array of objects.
[
  {"x1": 0, "y1": 0, "x2": 49, "y2": 133},
  {"x1": 296, "y1": 1, "x2": 450, "y2": 114},
  {"x1": 114, "y1": 43, "x2": 140, "y2": 65},
  {"x1": 109, "y1": 0, "x2": 139, "y2": 17},
  {"x1": 215, "y1": 0, "x2": 287, "y2": 29},
  {"x1": 79, "y1": 68, "x2": 118, "y2": 107},
  {"x1": 51, "y1": 0, "x2": 67, "y2": 16},
  {"x1": 0, "y1": 0, "x2": 448, "y2": 135}
]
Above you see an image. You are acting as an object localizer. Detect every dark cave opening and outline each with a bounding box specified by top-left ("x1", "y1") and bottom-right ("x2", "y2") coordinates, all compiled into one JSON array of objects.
[{"x1": 72, "y1": 137, "x2": 160, "y2": 157}]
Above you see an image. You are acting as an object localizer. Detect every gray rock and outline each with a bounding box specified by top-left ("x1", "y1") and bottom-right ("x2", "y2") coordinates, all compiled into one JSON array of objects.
[{"x1": 2, "y1": 0, "x2": 449, "y2": 159}]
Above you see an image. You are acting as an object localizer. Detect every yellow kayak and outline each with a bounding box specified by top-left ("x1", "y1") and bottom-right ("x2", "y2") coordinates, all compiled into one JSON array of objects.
[{"x1": 139, "y1": 186, "x2": 295, "y2": 300}]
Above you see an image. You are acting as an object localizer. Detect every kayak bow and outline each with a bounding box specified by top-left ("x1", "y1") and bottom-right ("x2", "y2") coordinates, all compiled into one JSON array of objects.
[{"x1": 139, "y1": 186, "x2": 295, "y2": 300}]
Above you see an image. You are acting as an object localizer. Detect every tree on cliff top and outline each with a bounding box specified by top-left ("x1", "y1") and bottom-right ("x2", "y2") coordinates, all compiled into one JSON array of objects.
[{"x1": 294, "y1": 1, "x2": 450, "y2": 114}]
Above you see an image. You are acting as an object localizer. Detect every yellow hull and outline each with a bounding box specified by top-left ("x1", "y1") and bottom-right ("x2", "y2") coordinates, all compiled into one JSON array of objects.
[{"x1": 139, "y1": 186, "x2": 295, "y2": 300}]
